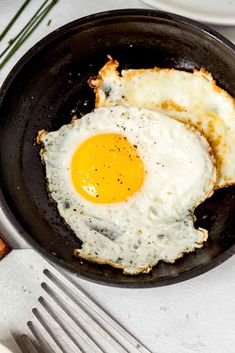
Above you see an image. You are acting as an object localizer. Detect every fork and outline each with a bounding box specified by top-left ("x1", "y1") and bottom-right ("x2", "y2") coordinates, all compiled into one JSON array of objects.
[{"x1": 11, "y1": 265, "x2": 152, "y2": 353}]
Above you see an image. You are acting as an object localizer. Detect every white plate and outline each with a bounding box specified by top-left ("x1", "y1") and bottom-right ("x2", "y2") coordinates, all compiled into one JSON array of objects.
[
  {"x1": 142, "y1": 0, "x2": 235, "y2": 25},
  {"x1": 0, "y1": 344, "x2": 13, "y2": 353}
]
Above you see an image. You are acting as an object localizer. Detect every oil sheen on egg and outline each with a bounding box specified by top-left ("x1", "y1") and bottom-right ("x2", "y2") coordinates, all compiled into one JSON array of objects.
[
  {"x1": 89, "y1": 56, "x2": 235, "y2": 189},
  {"x1": 38, "y1": 106, "x2": 216, "y2": 274}
]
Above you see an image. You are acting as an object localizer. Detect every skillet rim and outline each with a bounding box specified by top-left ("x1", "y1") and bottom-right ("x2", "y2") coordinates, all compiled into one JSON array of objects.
[{"x1": 0, "y1": 8, "x2": 235, "y2": 288}]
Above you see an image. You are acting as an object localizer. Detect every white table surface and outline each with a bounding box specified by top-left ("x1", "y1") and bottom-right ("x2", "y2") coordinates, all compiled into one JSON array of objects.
[{"x1": 0, "y1": 1, "x2": 235, "y2": 353}]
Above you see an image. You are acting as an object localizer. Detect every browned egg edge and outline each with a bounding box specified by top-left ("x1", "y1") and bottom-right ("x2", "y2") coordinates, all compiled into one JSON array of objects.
[
  {"x1": 89, "y1": 55, "x2": 235, "y2": 190},
  {"x1": 35, "y1": 126, "x2": 211, "y2": 275},
  {"x1": 74, "y1": 228, "x2": 208, "y2": 275}
]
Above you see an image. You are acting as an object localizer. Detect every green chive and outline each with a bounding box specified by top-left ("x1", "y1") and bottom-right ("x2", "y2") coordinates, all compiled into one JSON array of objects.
[
  {"x1": 0, "y1": 0, "x2": 58, "y2": 69},
  {"x1": 0, "y1": 0, "x2": 52, "y2": 59},
  {"x1": 0, "y1": 0, "x2": 31, "y2": 42}
]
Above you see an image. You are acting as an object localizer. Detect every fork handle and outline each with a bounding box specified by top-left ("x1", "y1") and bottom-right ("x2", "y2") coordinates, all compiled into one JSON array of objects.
[{"x1": 0, "y1": 236, "x2": 10, "y2": 260}]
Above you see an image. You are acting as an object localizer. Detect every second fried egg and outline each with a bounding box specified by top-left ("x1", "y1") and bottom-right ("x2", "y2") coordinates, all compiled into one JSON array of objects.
[{"x1": 89, "y1": 56, "x2": 235, "y2": 189}]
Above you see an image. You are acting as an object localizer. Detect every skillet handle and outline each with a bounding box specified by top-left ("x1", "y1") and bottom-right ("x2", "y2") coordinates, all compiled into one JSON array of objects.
[{"x1": 0, "y1": 236, "x2": 10, "y2": 260}]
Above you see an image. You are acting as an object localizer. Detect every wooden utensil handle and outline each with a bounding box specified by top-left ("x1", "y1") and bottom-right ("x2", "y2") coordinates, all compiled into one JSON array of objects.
[{"x1": 0, "y1": 237, "x2": 10, "y2": 260}]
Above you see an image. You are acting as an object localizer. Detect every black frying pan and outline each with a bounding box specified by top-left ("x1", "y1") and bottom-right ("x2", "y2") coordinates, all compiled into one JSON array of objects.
[{"x1": 0, "y1": 9, "x2": 235, "y2": 287}]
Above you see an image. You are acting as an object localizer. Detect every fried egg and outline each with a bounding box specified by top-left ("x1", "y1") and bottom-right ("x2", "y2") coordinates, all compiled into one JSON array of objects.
[
  {"x1": 89, "y1": 56, "x2": 235, "y2": 189},
  {"x1": 38, "y1": 106, "x2": 216, "y2": 274}
]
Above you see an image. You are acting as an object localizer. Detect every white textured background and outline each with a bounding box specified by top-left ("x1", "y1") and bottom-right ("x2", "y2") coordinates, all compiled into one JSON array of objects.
[{"x1": 0, "y1": 1, "x2": 235, "y2": 353}]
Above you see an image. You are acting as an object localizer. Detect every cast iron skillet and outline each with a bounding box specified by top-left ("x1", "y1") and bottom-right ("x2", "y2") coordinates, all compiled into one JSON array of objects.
[{"x1": 0, "y1": 9, "x2": 235, "y2": 287}]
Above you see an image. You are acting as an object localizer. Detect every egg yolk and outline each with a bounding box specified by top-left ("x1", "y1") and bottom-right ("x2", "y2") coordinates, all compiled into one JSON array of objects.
[{"x1": 71, "y1": 133, "x2": 145, "y2": 203}]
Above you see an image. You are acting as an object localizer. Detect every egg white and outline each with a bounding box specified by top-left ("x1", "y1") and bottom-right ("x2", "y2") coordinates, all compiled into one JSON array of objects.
[
  {"x1": 39, "y1": 106, "x2": 216, "y2": 274},
  {"x1": 89, "y1": 56, "x2": 235, "y2": 188}
]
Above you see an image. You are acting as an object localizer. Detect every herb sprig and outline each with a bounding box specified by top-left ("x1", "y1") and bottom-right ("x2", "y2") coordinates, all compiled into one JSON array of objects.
[
  {"x1": 0, "y1": 0, "x2": 58, "y2": 69},
  {"x1": 0, "y1": 0, "x2": 31, "y2": 42}
]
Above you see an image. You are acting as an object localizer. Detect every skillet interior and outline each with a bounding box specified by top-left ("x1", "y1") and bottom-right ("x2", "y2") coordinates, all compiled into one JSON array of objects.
[{"x1": 0, "y1": 9, "x2": 235, "y2": 287}]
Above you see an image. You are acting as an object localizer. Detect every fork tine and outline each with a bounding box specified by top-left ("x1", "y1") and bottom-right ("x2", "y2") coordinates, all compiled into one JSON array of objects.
[
  {"x1": 44, "y1": 268, "x2": 152, "y2": 353},
  {"x1": 32, "y1": 307, "x2": 79, "y2": 353},
  {"x1": 38, "y1": 294, "x2": 103, "y2": 353},
  {"x1": 41, "y1": 280, "x2": 129, "y2": 353},
  {"x1": 27, "y1": 319, "x2": 64, "y2": 353},
  {"x1": 20, "y1": 335, "x2": 42, "y2": 353},
  {"x1": 11, "y1": 333, "x2": 40, "y2": 353}
]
